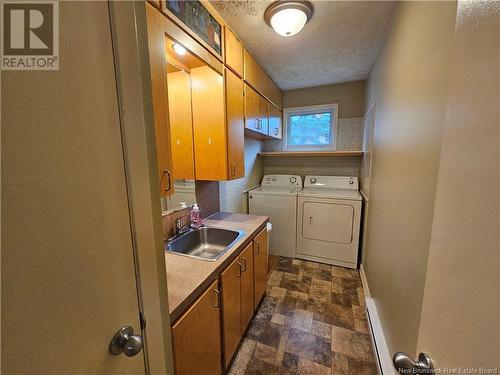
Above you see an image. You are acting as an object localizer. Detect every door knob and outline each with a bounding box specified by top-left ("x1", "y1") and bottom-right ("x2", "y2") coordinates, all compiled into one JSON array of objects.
[
  {"x1": 393, "y1": 352, "x2": 435, "y2": 374},
  {"x1": 109, "y1": 326, "x2": 143, "y2": 357}
]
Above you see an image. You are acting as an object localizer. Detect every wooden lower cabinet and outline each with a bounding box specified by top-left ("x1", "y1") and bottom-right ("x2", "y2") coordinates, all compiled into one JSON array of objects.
[
  {"x1": 171, "y1": 229, "x2": 268, "y2": 373},
  {"x1": 172, "y1": 280, "x2": 221, "y2": 375},
  {"x1": 221, "y1": 242, "x2": 254, "y2": 368},
  {"x1": 253, "y1": 227, "x2": 268, "y2": 309},
  {"x1": 240, "y1": 243, "x2": 254, "y2": 334},
  {"x1": 221, "y1": 256, "x2": 242, "y2": 369}
]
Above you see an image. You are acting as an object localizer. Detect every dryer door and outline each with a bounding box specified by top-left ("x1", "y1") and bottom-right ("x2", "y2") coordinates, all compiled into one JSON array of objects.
[{"x1": 302, "y1": 201, "x2": 354, "y2": 244}]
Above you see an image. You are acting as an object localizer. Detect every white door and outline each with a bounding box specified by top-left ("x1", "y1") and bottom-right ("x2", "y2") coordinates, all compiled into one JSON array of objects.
[
  {"x1": 2, "y1": 2, "x2": 149, "y2": 374},
  {"x1": 393, "y1": 2, "x2": 499, "y2": 372}
]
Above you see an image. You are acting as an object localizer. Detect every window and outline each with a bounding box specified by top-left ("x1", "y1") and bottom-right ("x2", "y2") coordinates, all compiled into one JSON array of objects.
[{"x1": 283, "y1": 104, "x2": 338, "y2": 151}]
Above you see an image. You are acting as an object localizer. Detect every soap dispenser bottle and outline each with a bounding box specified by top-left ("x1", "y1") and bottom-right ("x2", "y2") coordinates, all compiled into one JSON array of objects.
[{"x1": 190, "y1": 203, "x2": 201, "y2": 228}]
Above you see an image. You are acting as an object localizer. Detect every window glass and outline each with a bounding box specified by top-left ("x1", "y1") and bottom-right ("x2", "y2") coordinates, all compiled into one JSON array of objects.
[{"x1": 288, "y1": 112, "x2": 332, "y2": 146}]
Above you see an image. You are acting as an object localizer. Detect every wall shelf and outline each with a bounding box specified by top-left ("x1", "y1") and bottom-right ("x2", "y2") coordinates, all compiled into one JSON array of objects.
[{"x1": 258, "y1": 151, "x2": 364, "y2": 157}]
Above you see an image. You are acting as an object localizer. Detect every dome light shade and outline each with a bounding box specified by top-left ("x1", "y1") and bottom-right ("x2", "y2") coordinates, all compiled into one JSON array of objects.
[{"x1": 264, "y1": 1, "x2": 313, "y2": 37}]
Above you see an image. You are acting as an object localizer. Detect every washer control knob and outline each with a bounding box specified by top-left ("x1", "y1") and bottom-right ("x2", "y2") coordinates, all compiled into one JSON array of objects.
[
  {"x1": 267, "y1": 177, "x2": 271, "y2": 181},
  {"x1": 290, "y1": 177, "x2": 297, "y2": 184},
  {"x1": 349, "y1": 180, "x2": 354, "y2": 185},
  {"x1": 272, "y1": 178, "x2": 277, "y2": 181},
  {"x1": 310, "y1": 177, "x2": 317, "y2": 184}
]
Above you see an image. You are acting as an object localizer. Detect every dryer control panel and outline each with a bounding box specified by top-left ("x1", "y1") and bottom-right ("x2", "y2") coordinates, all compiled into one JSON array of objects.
[
  {"x1": 304, "y1": 176, "x2": 359, "y2": 190},
  {"x1": 261, "y1": 175, "x2": 303, "y2": 188}
]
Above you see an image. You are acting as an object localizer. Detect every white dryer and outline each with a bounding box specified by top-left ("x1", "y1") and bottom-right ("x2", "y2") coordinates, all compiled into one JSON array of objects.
[
  {"x1": 297, "y1": 176, "x2": 362, "y2": 269},
  {"x1": 249, "y1": 175, "x2": 302, "y2": 258}
]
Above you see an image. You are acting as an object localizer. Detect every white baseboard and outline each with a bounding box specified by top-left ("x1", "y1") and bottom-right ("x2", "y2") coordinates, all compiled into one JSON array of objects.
[
  {"x1": 359, "y1": 264, "x2": 371, "y2": 298},
  {"x1": 359, "y1": 265, "x2": 398, "y2": 375}
]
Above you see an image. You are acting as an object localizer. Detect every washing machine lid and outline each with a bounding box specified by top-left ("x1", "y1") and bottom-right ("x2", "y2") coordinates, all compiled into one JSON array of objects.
[
  {"x1": 250, "y1": 186, "x2": 302, "y2": 196},
  {"x1": 299, "y1": 187, "x2": 362, "y2": 201}
]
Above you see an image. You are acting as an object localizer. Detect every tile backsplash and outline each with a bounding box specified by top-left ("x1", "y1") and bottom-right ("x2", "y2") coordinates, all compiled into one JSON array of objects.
[{"x1": 263, "y1": 117, "x2": 364, "y2": 179}]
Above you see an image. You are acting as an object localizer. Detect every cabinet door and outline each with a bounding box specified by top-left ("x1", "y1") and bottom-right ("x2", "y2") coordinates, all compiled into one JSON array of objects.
[
  {"x1": 244, "y1": 83, "x2": 260, "y2": 133},
  {"x1": 221, "y1": 256, "x2": 242, "y2": 368},
  {"x1": 191, "y1": 66, "x2": 228, "y2": 180},
  {"x1": 258, "y1": 95, "x2": 269, "y2": 135},
  {"x1": 240, "y1": 243, "x2": 255, "y2": 334},
  {"x1": 172, "y1": 280, "x2": 222, "y2": 375},
  {"x1": 243, "y1": 49, "x2": 268, "y2": 97},
  {"x1": 167, "y1": 71, "x2": 195, "y2": 179},
  {"x1": 268, "y1": 104, "x2": 282, "y2": 139},
  {"x1": 253, "y1": 227, "x2": 269, "y2": 309},
  {"x1": 146, "y1": 6, "x2": 174, "y2": 196},
  {"x1": 225, "y1": 69, "x2": 245, "y2": 179},
  {"x1": 224, "y1": 27, "x2": 243, "y2": 77},
  {"x1": 268, "y1": 79, "x2": 283, "y2": 110}
]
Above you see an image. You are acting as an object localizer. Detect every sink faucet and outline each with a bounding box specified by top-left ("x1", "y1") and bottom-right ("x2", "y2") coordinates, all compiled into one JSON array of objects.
[{"x1": 174, "y1": 213, "x2": 191, "y2": 236}]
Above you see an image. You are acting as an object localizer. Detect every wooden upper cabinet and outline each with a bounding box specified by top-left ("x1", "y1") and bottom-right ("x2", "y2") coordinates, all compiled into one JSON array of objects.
[
  {"x1": 225, "y1": 69, "x2": 245, "y2": 179},
  {"x1": 258, "y1": 94, "x2": 269, "y2": 136},
  {"x1": 253, "y1": 227, "x2": 268, "y2": 309},
  {"x1": 268, "y1": 78, "x2": 283, "y2": 110},
  {"x1": 221, "y1": 256, "x2": 242, "y2": 369},
  {"x1": 167, "y1": 71, "x2": 195, "y2": 179},
  {"x1": 146, "y1": 4, "x2": 173, "y2": 197},
  {"x1": 268, "y1": 104, "x2": 282, "y2": 139},
  {"x1": 244, "y1": 83, "x2": 260, "y2": 133},
  {"x1": 224, "y1": 27, "x2": 243, "y2": 78},
  {"x1": 239, "y1": 243, "x2": 254, "y2": 334},
  {"x1": 191, "y1": 66, "x2": 227, "y2": 180},
  {"x1": 243, "y1": 49, "x2": 269, "y2": 98},
  {"x1": 172, "y1": 280, "x2": 221, "y2": 375}
]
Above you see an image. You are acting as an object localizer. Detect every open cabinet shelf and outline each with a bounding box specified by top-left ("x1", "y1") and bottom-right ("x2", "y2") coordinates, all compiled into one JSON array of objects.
[{"x1": 258, "y1": 151, "x2": 364, "y2": 157}]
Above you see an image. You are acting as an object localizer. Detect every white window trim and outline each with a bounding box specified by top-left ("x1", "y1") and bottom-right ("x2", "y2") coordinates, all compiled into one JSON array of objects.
[{"x1": 282, "y1": 103, "x2": 339, "y2": 152}]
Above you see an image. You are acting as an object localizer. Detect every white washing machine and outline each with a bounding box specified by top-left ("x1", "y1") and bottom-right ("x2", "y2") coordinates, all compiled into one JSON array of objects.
[
  {"x1": 297, "y1": 176, "x2": 362, "y2": 269},
  {"x1": 249, "y1": 175, "x2": 302, "y2": 258}
]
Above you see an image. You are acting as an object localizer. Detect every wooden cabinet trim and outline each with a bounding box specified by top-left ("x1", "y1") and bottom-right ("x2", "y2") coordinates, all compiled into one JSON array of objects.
[{"x1": 159, "y1": 0, "x2": 225, "y2": 63}]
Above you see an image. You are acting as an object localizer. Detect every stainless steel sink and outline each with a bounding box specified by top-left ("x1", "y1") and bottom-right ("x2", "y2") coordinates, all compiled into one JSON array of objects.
[{"x1": 165, "y1": 226, "x2": 245, "y2": 261}]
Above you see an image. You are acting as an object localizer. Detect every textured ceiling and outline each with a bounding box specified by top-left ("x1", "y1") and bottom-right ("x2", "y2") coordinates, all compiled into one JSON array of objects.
[{"x1": 211, "y1": 1, "x2": 397, "y2": 90}]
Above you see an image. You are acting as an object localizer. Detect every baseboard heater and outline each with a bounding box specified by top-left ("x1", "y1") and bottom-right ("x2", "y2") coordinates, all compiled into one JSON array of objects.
[{"x1": 360, "y1": 266, "x2": 398, "y2": 375}]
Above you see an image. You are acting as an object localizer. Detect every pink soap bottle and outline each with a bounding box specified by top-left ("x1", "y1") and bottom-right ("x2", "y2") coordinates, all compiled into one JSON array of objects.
[{"x1": 190, "y1": 203, "x2": 202, "y2": 228}]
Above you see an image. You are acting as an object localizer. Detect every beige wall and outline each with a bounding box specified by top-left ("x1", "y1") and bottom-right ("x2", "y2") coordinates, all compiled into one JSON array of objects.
[
  {"x1": 363, "y1": 1, "x2": 457, "y2": 356},
  {"x1": 417, "y1": 1, "x2": 499, "y2": 368},
  {"x1": 283, "y1": 80, "x2": 366, "y2": 118}
]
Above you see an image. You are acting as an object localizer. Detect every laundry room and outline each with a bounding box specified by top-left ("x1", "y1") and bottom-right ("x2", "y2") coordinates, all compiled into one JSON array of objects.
[{"x1": 3, "y1": 1, "x2": 497, "y2": 375}]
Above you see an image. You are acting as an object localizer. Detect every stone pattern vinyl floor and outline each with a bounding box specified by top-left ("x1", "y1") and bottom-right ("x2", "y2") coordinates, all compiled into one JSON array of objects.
[{"x1": 228, "y1": 257, "x2": 377, "y2": 375}]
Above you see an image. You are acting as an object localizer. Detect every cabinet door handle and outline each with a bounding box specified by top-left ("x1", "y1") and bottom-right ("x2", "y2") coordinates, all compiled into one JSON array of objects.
[
  {"x1": 160, "y1": 169, "x2": 172, "y2": 196},
  {"x1": 213, "y1": 288, "x2": 221, "y2": 308},
  {"x1": 255, "y1": 242, "x2": 260, "y2": 255},
  {"x1": 230, "y1": 163, "x2": 236, "y2": 177},
  {"x1": 236, "y1": 261, "x2": 242, "y2": 277},
  {"x1": 241, "y1": 257, "x2": 247, "y2": 272}
]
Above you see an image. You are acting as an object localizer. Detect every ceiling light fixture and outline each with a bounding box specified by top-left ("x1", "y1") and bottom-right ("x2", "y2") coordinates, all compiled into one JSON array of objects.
[
  {"x1": 264, "y1": 1, "x2": 313, "y2": 37},
  {"x1": 172, "y1": 43, "x2": 187, "y2": 56}
]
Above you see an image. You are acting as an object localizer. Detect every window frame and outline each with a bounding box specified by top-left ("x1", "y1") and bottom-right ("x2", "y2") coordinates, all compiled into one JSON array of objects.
[{"x1": 282, "y1": 103, "x2": 339, "y2": 152}]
